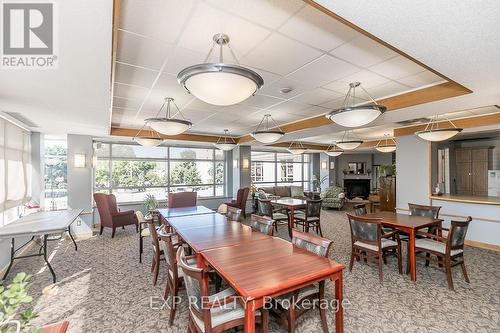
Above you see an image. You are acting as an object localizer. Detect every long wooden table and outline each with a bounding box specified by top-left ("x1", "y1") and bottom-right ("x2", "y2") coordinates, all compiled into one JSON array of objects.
[
  {"x1": 159, "y1": 207, "x2": 345, "y2": 333},
  {"x1": 157, "y1": 205, "x2": 215, "y2": 219},
  {"x1": 363, "y1": 211, "x2": 442, "y2": 282},
  {"x1": 270, "y1": 198, "x2": 307, "y2": 238}
]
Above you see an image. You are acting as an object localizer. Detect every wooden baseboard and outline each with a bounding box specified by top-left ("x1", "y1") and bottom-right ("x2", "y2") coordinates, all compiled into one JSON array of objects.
[{"x1": 465, "y1": 240, "x2": 500, "y2": 252}]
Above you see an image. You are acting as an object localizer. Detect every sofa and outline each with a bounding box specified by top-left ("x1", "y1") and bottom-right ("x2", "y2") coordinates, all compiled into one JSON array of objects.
[
  {"x1": 321, "y1": 186, "x2": 345, "y2": 210},
  {"x1": 256, "y1": 185, "x2": 318, "y2": 200}
]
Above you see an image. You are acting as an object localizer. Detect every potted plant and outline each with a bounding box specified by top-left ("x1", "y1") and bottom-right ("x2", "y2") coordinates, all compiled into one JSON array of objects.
[
  {"x1": 380, "y1": 164, "x2": 397, "y2": 177},
  {"x1": 143, "y1": 194, "x2": 159, "y2": 212},
  {"x1": 0, "y1": 272, "x2": 38, "y2": 333}
]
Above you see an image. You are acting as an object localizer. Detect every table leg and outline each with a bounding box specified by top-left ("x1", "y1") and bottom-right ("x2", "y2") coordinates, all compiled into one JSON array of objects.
[
  {"x1": 67, "y1": 227, "x2": 77, "y2": 251},
  {"x1": 409, "y1": 229, "x2": 417, "y2": 282},
  {"x1": 288, "y1": 206, "x2": 294, "y2": 238},
  {"x1": 244, "y1": 300, "x2": 256, "y2": 333},
  {"x1": 43, "y1": 235, "x2": 56, "y2": 283},
  {"x1": 2, "y1": 238, "x2": 15, "y2": 281},
  {"x1": 334, "y1": 273, "x2": 344, "y2": 333}
]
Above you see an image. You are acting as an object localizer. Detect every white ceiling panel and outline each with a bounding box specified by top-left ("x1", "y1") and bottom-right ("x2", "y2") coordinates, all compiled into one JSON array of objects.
[
  {"x1": 299, "y1": 105, "x2": 329, "y2": 117},
  {"x1": 237, "y1": 94, "x2": 284, "y2": 109},
  {"x1": 290, "y1": 87, "x2": 343, "y2": 106},
  {"x1": 368, "y1": 81, "x2": 412, "y2": 99},
  {"x1": 205, "y1": 0, "x2": 304, "y2": 30},
  {"x1": 113, "y1": 83, "x2": 149, "y2": 101},
  {"x1": 369, "y1": 55, "x2": 426, "y2": 80},
  {"x1": 397, "y1": 71, "x2": 446, "y2": 88},
  {"x1": 243, "y1": 33, "x2": 322, "y2": 75},
  {"x1": 116, "y1": 30, "x2": 172, "y2": 70},
  {"x1": 114, "y1": 63, "x2": 158, "y2": 88},
  {"x1": 265, "y1": 100, "x2": 310, "y2": 117},
  {"x1": 286, "y1": 54, "x2": 360, "y2": 86},
  {"x1": 334, "y1": 69, "x2": 391, "y2": 89},
  {"x1": 178, "y1": 2, "x2": 271, "y2": 56},
  {"x1": 258, "y1": 77, "x2": 315, "y2": 99},
  {"x1": 330, "y1": 35, "x2": 398, "y2": 67},
  {"x1": 113, "y1": 96, "x2": 141, "y2": 110},
  {"x1": 320, "y1": 96, "x2": 367, "y2": 109},
  {"x1": 120, "y1": 0, "x2": 196, "y2": 43},
  {"x1": 162, "y1": 47, "x2": 205, "y2": 76},
  {"x1": 279, "y1": 5, "x2": 358, "y2": 51}
]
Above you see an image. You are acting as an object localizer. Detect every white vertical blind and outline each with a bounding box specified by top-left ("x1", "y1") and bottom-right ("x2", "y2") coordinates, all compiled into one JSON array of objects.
[{"x1": 0, "y1": 118, "x2": 31, "y2": 215}]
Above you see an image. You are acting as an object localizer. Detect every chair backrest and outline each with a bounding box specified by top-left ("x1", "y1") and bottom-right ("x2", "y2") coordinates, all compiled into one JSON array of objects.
[
  {"x1": 147, "y1": 220, "x2": 160, "y2": 254},
  {"x1": 346, "y1": 213, "x2": 382, "y2": 248},
  {"x1": 94, "y1": 193, "x2": 113, "y2": 227},
  {"x1": 176, "y1": 247, "x2": 211, "y2": 330},
  {"x1": 291, "y1": 229, "x2": 332, "y2": 257},
  {"x1": 226, "y1": 206, "x2": 242, "y2": 222},
  {"x1": 353, "y1": 204, "x2": 367, "y2": 216},
  {"x1": 447, "y1": 216, "x2": 472, "y2": 252},
  {"x1": 159, "y1": 232, "x2": 177, "y2": 274},
  {"x1": 408, "y1": 203, "x2": 441, "y2": 219},
  {"x1": 257, "y1": 199, "x2": 273, "y2": 217},
  {"x1": 216, "y1": 203, "x2": 228, "y2": 214},
  {"x1": 235, "y1": 187, "x2": 250, "y2": 206},
  {"x1": 168, "y1": 192, "x2": 197, "y2": 208},
  {"x1": 107, "y1": 193, "x2": 119, "y2": 214},
  {"x1": 135, "y1": 210, "x2": 146, "y2": 223},
  {"x1": 305, "y1": 199, "x2": 322, "y2": 218},
  {"x1": 249, "y1": 214, "x2": 274, "y2": 236},
  {"x1": 325, "y1": 186, "x2": 343, "y2": 198}
]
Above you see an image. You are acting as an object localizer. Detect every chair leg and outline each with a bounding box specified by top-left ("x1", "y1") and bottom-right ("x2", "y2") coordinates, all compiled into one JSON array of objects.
[
  {"x1": 425, "y1": 252, "x2": 431, "y2": 266},
  {"x1": 445, "y1": 258, "x2": 454, "y2": 290},
  {"x1": 397, "y1": 245, "x2": 402, "y2": 275},
  {"x1": 168, "y1": 283, "x2": 178, "y2": 326},
  {"x1": 152, "y1": 253, "x2": 160, "y2": 286},
  {"x1": 378, "y1": 254, "x2": 384, "y2": 283},
  {"x1": 287, "y1": 305, "x2": 296, "y2": 333},
  {"x1": 139, "y1": 236, "x2": 143, "y2": 263},
  {"x1": 461, "y1": 259, "x2": 470, "y2": 283},
  {"x1": 99, "y1": 225, "x2": 104, "y2": 235},
  {"x1": 111, "y1": 227, "x2": 116, "y2": 238},
  {"x1": 122, "y1": 226, "x2": 125, "y2": 229},
  {"x1": 261, "y1": 308, "x2": 269, "y2": 333},
  {"x1": 318, "y1": 222, "x2": 323, "y2": 237},
  {"x1": 319, "y1": 281, "x2": 329, "y2": 333},
  {"x1": 136, "y1": 224, "x2": 139, "y2": 233},
  {"x1": 406, "y1": 244, "x2": 411, "y2": 275},
  {"x1": 349, "y1": 251, "x2": 355, "y2": 272}
]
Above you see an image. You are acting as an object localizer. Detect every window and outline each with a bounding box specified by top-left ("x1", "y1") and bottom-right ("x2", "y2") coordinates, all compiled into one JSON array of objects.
[
  {"x1": 251, "y1": 151, "x2": 311, "y2": 189},
  {"x1": 94, "y1": 143, "x2": 226, "y2": 203},
  {"x1": 0, "y1": 118, "x2": 31, "y2": 226},
  {"x1": 44, "y1": 136, "x2": 67, "y2": 210}
]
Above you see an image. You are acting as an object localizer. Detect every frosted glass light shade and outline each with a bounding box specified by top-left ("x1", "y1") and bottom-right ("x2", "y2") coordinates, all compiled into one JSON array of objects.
[
  {"x1": 178, "y1": 64, "x2": 263, "y2": 106},
  {"x1": 288, "y1": 148, "x2": 306, "y2": 155},
  {"x1": 251, "y1": 131, "x2": 284, "y2": 144},
  {"x1": 336, "y1": 140, "x2": 363, "y2": 150},
  {"x1": 327, "y1": 105, "x2": 385, "y2": 127},
  {"x1": 375, "y1": 145, "x2": 396, "y2": 153},
  {"x1": 147, "y1": 119, "x2": 192, "y2": 136},
  {"x1": 214, "y1": 143, "x2": 237, "y2": 151},
  {"x1": 134, "y1": 137, "x2": 163, "y2": 147},
  {"x1": 326, "y1": 150, "x2": 343, "y2": 157},
  {"x1": 416, "y1": 128, "x2": 462, "y2": 142}
]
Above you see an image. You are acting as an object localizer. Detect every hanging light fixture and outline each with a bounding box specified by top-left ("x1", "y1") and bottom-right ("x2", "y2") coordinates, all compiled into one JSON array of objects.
[
  {"x1": 375, "y1": 134, "x2": 396, "y2": 153},
  {"x1": 133, "y1": 121, "x2": 164, "y2": 147},
  {"x1": 288, "y1": 141, "x2": 307, "y2": 155},
  {"x1": 214, "y1": 129, "x2": 238, "y2": 151},
  {"x1": 326, "y1": 82, "x2": 386, "y2": 127},
  {"x1": 145, "y1": 97, "x2": 192, "y2": 136},
  {"x1": 177, "y1": 33, "x2": 264, "y2": 106},
  {"x1": 325, "y1": 143, "x2": 344, "y2": 157},
  {"x1": 251, "y1": 114, "x2": 285, "y2": 144},
  {"x1": 415, "y1": 115, "x2": 463, "y2": 141},
  {"x1": 336, "y1": 131, "x2": 363, "y2": 150}
]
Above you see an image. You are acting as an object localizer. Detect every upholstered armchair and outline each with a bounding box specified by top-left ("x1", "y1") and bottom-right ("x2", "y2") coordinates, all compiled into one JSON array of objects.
[
  {"x1": 321, "y1": 186, "x2": 345, "y2": 210},
  {"x1": 93, "y1": 193, "x2": 138, "y2": 238},
  {"x1": 226, "y1": 187, "x2": 250, "y2": 217}
]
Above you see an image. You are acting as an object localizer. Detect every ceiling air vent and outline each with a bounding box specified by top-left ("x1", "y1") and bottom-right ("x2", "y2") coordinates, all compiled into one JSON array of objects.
[
  {"x1": 3, "y1": 112, "x2": 38, "y2": 128},
  {"x1": 395, "y1": 117, "x2": 429, "y2": 126}
]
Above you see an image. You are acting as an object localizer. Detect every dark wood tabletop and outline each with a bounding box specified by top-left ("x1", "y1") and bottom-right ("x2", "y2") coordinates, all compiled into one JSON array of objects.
[
  {"x1": 363, "y1": 211, "x2": 442, "y2": 229},
  {"x1": 164, "y1": 212, "x2": 229, "y2": 231},
  {"x1": 157, "y1": 205, "x2": 214, "y2": 219}
]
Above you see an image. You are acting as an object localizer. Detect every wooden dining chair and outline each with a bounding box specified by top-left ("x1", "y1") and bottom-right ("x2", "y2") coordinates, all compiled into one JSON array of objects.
[
  {"x1": 249, "y1": 214, "x2": 274, "y2": 236},
  {"x1": 414, "y1": 217, "x2": 472, "y2": 290},
  {"x1": 347, "y1": 214, "x2": 402, "y2": 282},
  {"x1": 147, "y1": 220, "x2": 163, "y2": 286},
  {"x1": 408, "y1": 203, "x2": 441, "y2": 234},
  {"x1": 226, "y1": 206, "x2": 242, "y2": 222},
  {"x1": 136, "y1": 211, "x2": 151, "y2": 263},
  {"x1": 353, "y1": 203, "x2": 367, "y2": 216},
  {"x1": 168, "y1": 192, "x2": 197, "y2": 208},
  {"x1": 292, "y1": 199, "x2": 323, "y2": 236},
  {"x1": 159, "y1": 232, "x2": 196, "y2": 325},
  {"x1": 177, "y1": 247, "x2": 269, "y2": 333},
  {"x1": 258, "y1": 198, "x2": 288, "y2": 232},
  {"x1": 272, "y1": 229, "x2": 333, "y2": 333}
]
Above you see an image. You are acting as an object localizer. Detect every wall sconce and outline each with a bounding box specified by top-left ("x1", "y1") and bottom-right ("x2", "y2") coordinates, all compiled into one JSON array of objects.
[
  {"x1": 242, "y1": 158, "x2": 250, "y2": 169},
  {"x1": 74, "y1": 153, "x2": 86, "y2": 168},
  {"x1": 321, "y1": 160, "x2": 327, "y2": 170},
  {"x1": 330, "y1": 161, "x2": 335, "y2": 170},
  {"x1": 233, "y1": 159, "x2": 238, "y2": 168}
]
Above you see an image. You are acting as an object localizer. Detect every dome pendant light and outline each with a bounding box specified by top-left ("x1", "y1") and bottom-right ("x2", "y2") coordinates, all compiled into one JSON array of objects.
[
  {"x1": 375, "y1": 134, "x2": 396, "y2": 153},
  {"x1": 336, "y1": 131, "x2": 363, "y2": 150},
  {"x1": 145, "y1": 97, "x2": 192, "y2": 136},
  {"x1": 415, "y1": 115, "x2": 463, "y2": 142},
  {"x1": 251, "y1": 114, "x2": 285, "y2": 144},
  {"x1": 288, "y1": 141, "x2": 307, "y2": 155},
  {"x1": 177, "y1": 33, "x2": 264, "y2": 106},
  {"x1": 325, "y1": 143, "x2": 344, "y2": 157},
  {"x1": 326, "y1": 82, "x2": 386, "y2": 127},
  {"x1": 133, "y1": 121, "x2": 164, "y2": 147},
  {"x1": 214, "y1": 129, "x2": 238, "y2": 151}
]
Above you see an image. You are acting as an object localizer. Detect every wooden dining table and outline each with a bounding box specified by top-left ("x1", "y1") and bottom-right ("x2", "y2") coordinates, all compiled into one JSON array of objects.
[
  {"x1": 270, "y1": 198, "x2": 307, "y2": 238},
  {"x1": 156, "y1": 205, "x2": 215, "y2": 219},
  {"x1": 363, "y1": 211, "x2": 443, "y2": 282}
]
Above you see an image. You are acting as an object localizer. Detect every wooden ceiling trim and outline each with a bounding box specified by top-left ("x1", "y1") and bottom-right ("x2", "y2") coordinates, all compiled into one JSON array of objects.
[
  {"x1": 110, "y1": 127, "x2": 224, "y2": 143},
  {"x1": 393, "y1": 113, "x2": 500, "y2": 137},
  {"x1": 269, "y1": 140, "x2": 382, "y2": 150}
]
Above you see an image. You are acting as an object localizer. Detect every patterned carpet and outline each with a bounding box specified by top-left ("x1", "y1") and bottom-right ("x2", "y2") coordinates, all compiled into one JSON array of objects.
[{"x1": 5, "y1": 207, "x2": 500, "y2": 332}]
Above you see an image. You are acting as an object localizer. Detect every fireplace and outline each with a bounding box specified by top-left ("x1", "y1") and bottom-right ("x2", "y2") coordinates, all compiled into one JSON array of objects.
[{"x1": 344, "y1": 179, "x2": 370, "y2": 199}]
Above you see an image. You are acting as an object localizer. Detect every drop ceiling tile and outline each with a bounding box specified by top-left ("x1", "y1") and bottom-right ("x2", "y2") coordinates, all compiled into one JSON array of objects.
[
  {"x1": 120, "y1": 0, "x2": 195, "y2": 43},
  {"x1": 113, "y1": 96, "x2": 141, "y2": 110},
  {"x1": 369, "y1": 56, "x2": 426, "y2": 80},
  {"x1": 205, "y1": 0, "x2": 304, "y2": 30},
  {"x1": 114, "y1": 83, "x2": 149, "y2": 101},
  {"x1": 368, "y1": 81, "x2": 411, "y2": 99},
  {"x1": 290, "y1": 87, "x2": 343, "y2": 106},
  {"x1": 247, "y1": 66, "x2": 282, "y2": 86},
  {"x1": 320, "y1": 97, "x2": 366, "y2": 109},
  {"x1": 237, "y1": 94, "x2": 283, "y2": 109},
  {"x1": 115, "y1": 63, "x2": 158, "y2": 88},
  {"x1": 329, "y1": 35, "x2": 398, "y2": 68},
  {"x1": 300, "y1": 105, "x2": 329, "y2": 117},
  {"x1": 287, "y1": 54, "x2": 360, "y2": 86},
  {"x1": 242, "y1": 33, "x2": 322, "y2": 75},
  {"x1": 163, "y1": 47, "x2": 206, "y2": 76},
  {"x1": 322, "y1": 80, "x2": 350, "y2": 94},
  {"x1": 178, "y1": 2, "x2": 271, "y2": 56},
  {"x1": 336, "y1": 69, "x2": 391, "y2": 89},
  {"x1": 258, "y1": 77, "x2": 314, "y2": 99},
  {"x1": 279, "y1": 5, "x2": 358, "y2": 51},
  {"x1": 266, "y1": 100, "x2": 309, "y2": 116},
  {"x1": 182, "y1": 108, "x2": 218, "y2": 123},
  {"x1": 117, "y1": 30, "x2": 172, "y2": 70},
  {"x1": 397, "y1": 71, "x2": 446, "y2": 88}
]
